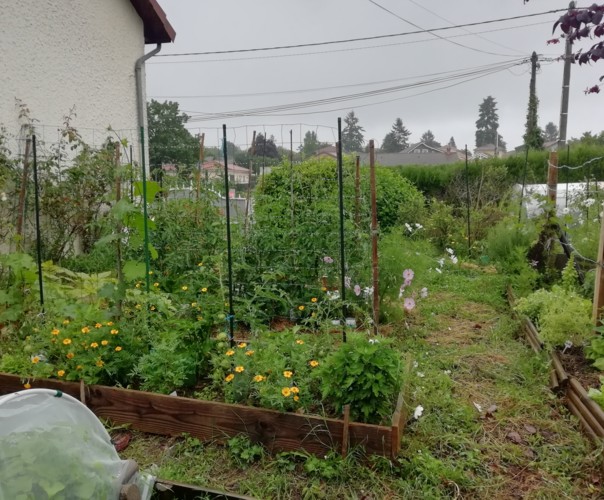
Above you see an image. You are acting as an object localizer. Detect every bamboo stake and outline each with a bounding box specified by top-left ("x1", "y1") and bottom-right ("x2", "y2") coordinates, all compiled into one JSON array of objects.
[{"x1": 369, "y1": 140, "x2": 379, "y2": 334}]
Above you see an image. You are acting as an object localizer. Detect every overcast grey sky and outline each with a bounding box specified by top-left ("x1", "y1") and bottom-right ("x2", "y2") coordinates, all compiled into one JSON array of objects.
[{"x1": 146, "y1": 0, "x2": 602, "y2": 151}]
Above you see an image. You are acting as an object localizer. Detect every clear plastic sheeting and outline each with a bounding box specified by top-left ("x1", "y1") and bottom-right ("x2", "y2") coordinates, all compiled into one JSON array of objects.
[{"x1": 0, "y1": 388, "x2": 147, "y2": 500}]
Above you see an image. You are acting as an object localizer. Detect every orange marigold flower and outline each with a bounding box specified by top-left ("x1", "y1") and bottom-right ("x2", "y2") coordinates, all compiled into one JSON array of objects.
[
  {"x1": 115, "y1": 346, "x2": 122, "y2": 352},
  {"x1": 309, "y1": 360, "x2": 319, "y2": 368},
  {"x1": 281, "y1": 387, "x2": 291, "y2": 397},
  {"x1": 291, "y1": 386, "x2": 300, "y2": 394},
  {"x1": 66, "y1": 352, "x2": 74, "y2": 359},
  {"x1": 294, "y1": 395, "x2": 300, "y2": 402},
  {"x1": 295, "y1": 339, "x2": 304, "y2": 345},
  {"x1": 101, "y1": 340, "x2": 108, "y2": 346},
  {"x1": 153, "y1": 282, "x2": 159, "y2": 287},
  {"x1": 150, "y1": 305, "x2": 156, "y2": 311},
  {"x1": 23, "y1": 382, "x2": 31, "y2": 389},
  {"x1": 96, "y1": 360, "x2": 104, "y2": 367},
  {"x1": 253, "y1": 375, "x2": 265, "y2": 382},
  {"x1": 283, "y1": 371, "x2": 293, "y2": 378},
  {"x1": 298, "y1": 305, "x2": 305, "y2": 311},
  {"x1": 62, "y1": 319, "x2": 70, "y2": 325},
  {"x1": 201, "y1": 287, "x2": 208, "y2": 293},
  {"x1": 51, "y1": 328, "x2": 60, "y2": 336},
  {"x1": 226, "y1": 350, "x2": 235, "y2": 356},
  {"x1": 110, "y1": 329, "x2": 119, "y2": 335},
  {"x1": 81, "y1": 327, "x2": 90, "y2": 334},
  {"x1": 238, "y1": 342, "x2": 247, "y2": 349},
  {"x1": 311, "y1": 297, "x2": 318, "y2": 303},
  {"x1": 245, "y1": 350, "x2": 254, "y2": 356},
  {"x1": 235, "y1": 366, "x2": 245, "y2": 373},
  {"x1": 181, "y1": 286, "x2": 188, "y2": 291},
  {"x1": 57, "y1": 370, "x2": 65, "y2": 377},
  {"x1": 31, "y1": 356, "x2": 40, "y2": 364},
  {"x1": 106, "y1": 321, "x2": 114, "y2": 326},
  {"x1": 62, "y1": 338, "x2": 72, "y2": 345},
  {"x1": 225, "y1": 374, "x2": 235, "y2": 382},
  {"x1": 95, "y1": 323, "x2": 103, "y2": 329},
  {"x1": 90, "y1": 342, "x2": 99, "y2": 348}
]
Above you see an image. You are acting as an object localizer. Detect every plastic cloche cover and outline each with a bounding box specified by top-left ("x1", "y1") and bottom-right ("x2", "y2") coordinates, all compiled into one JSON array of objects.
[{"x1": 0, "y1": 388, "x2": 142, "y2": 500}]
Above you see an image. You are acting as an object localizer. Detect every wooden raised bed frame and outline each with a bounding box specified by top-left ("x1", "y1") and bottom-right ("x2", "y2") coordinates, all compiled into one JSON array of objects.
[{"x1": 0, "y1": 373, "x2": 409, "y2": 459}]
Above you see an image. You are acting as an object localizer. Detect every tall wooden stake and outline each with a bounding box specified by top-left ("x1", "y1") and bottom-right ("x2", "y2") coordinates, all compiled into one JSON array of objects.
[
  {"x1": 593, "y1": 215, "x2": 604, "y2": 326},
  {"x1": 547, "y1": 151, "x2": 559, "y2": 212},
  {"x1": 337, "y1": 119, "x2": 346, "y2": 343},
  {"x1": 369, "y1": 140, "x2": 379, "y2": 335},
  {"x1": 196, "y1": 133, "x2": 205, "y2": 204},
  {"x1": 355, "y1": 155, "x2": 361, "y2": 228},
  {"x1": 114, "y1": 146, "x2": 124, "y2": 318},
  {"x1": 244, "y1": 131, "x2": 256, "y2": 232}
]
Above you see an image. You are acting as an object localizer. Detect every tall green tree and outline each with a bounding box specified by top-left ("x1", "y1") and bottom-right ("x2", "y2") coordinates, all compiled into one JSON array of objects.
[
  {"x1": 448, "y1": 137, "x2": 457, "y2": 148},
  {"x1": 147, "y1": 100, "x2": 198, "y2": 172},
  {"x1": 475, "y1": 96, "x2": 505, "y2": 149},
  {"x1": 420, "y1": 130, "x2": 441, "y2": 148},
  {"x1": 342, "y1": 111, "x2": 365, "y2": 153},
  {"x1": 252, "y1": 133, "x2": 280, "y2": 159},
  {"x1": 381, "y1": 118, "x2": 411, "y2": 152},
  {"x1": 544, "y1": 122, "x2": 559, "y2": 142},
  {"x1": 299, "y1": 131, "x2": 329, "y2": 157}
]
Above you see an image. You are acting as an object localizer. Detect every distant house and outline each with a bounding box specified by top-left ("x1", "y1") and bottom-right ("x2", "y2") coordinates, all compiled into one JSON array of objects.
[
  {"x1": 201, "y1": 160, "x2": 251, "y2": 185},
  {"x1": 1, "y1": 0, "x2": 175, "y2": 164},
  {"x1": 316, "y1": 145, "x2": 338, "y2": 159},
  {"x1": 473, "y1": 144, "x2": 506, "y2": 159},
  {"x1": 358, "y1": 142, "x2": 463, "y2": 167},
  {"x1": 161, "y1": 163, "x2": 178, "y2": 177}
]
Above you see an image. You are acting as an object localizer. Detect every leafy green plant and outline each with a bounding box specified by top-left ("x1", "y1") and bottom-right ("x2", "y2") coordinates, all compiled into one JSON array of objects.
[
  {"x1": 514, "y1": 285, "x2": 593, "y2": 349},
  {"x1": 588, "y1": 377, "x2": 604, "y2": 409},
  {"x1": 227, "y1": 435, "x2": 265, "y2": 466},
  {"x1": 314, "y1": 333, "x2": 403, "y2": 424}
]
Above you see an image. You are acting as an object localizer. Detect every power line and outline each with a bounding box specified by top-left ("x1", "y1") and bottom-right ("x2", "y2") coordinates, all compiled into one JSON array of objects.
[
  {"x1": 367, "y1": 0, "x2": 517, "y2": 57},
  {"x1": 185, "y1": 59, "x2": 527, "y2": 121},
  {"x1": 150, "y1": 60, "x2": 530, "y2": 99},
  {"x1": 154, "y1": 9, "x2": 569, "y2": 58},
  {"x1": 147, "y1": 21, "x2": 550, "y2": 65},
  {"x1": 403, "y1": 0, "x2": 526, "y2": 55}
]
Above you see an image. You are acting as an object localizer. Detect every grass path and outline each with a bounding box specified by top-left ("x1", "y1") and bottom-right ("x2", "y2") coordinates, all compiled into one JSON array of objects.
[{"x1": 120, "y1": 261, "x2": 603, "y2": 499}]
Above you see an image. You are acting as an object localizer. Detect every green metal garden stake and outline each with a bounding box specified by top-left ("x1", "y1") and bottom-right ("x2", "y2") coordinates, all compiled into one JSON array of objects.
[{"x1": 140, "y1": 127, "x2": 151, "y2": 293}]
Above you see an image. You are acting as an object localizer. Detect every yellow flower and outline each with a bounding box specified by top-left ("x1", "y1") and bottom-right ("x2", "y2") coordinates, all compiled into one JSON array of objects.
[
  {"x1": 309, "y1": 360, "x2": 319, "y2": 368},
  {"x1": 51, "y1": 328, "x2": 60, "y2": 336},
  {"x1": 181, "y1": 286, "x2": 188, "y2": 291},
  {"x1": 66, "y1": 352, "x2": 74, "y2": 359},
  {"x1": 191, "y1": 302, "x2": 197, "y2": 307},
  {"x1": 106, "y1": 321, "x2": 114, "y2": 326},
  {"x1": 96, "y1": 360, "x2": 104, "y2": 367},
  {"x1": 62, "y1": 319, "x2": 70, "y2": 325},
  {"x1": 150, "y1": 305, "x2": 156, "y2": 311},
  {"x1": 291, "y1": 386, "x2": 300, "y2": 394},
  {"x1": 298, "y1": 305, "x2": 305, "y2": 311},
  {"x1": 81, "y1": 327, "x2": 90, "y2": 334},
  {"x1": 110, "y1": 329, "x2": 119, "y2": 335},
  {"x1": 101, "y1": 340, "x2": 108, "y2": 346},
  {"x1": 135, "y1": 283, "x2": 141, "y2": 289},
  {"x1": 57, "y1": 370, "x2": 65, "y2": 377},
  {"x1": 281, "y1": 387, "x2": 291, "y2": 397},
  {"x1": 197, "y1": 262, "x2": 203, "y2": 267},
  {"x1": 225, "y1": 374, "x2": 235, "y2": 382},
  {"x1": 294, "y1": 395, "x2": 300, "y2": 402},
  {"x1": 235, "y1": 366, "x2": 245, "y2": 373},
  {"x1": 311, "y1": 297, "x2": 318, "y2": 303},
  {"x1": 90, "y1": 342, "x2": 99, "y2": 348},
  {"x1": 63, "y1": 338, "x2": 72, "y2": 345},
  {"x1": 115, "y1": 346, "x2": 122, "y2": 352},
  {"x1": 245, "y1": 350, "x2": 254, "y2": 356},
  {"x1": 253, "y1": 375, "x2": 265, "y2": 382},
  {"x1": 135, "y1": 304, "x2": 142, "y2": 310},
  {"x1": 226, "y1": 350, "x2": 235, "y2": 356},
  {"x1": 153, "y1": 282, "x2": 159, "y2": 287},
  {"x1": 95, "y1": 323, "x2": 103, "y2": 329},
  {"x1": 148, "y1": 271, "x2": 154, "y2": 275},
  {"x1": 238, "y1": 342, "x2": 247, "y2": 349},
  {"x1": 31, "y1": 356, "x2": 40, "y2": 364},
  {"x1": 283, "y1": 371, "x2": 293, "y2": 378},
  {"x1": 23, "y1": 382, "x2": 31, "y2": 389},
  {"x1": 295, "y1": 339, "x2": 304, "y2": 345},
  {"x1": 201, "y1": 287, "x2": 208, "y2": 293}
]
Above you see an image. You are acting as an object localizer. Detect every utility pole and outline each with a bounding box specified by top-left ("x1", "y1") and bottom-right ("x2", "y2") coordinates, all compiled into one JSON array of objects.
[
  {"x1": 557, "y1": 1, "x2": 574, "y2": 151},
  {"x1": 525, "y1": 51, "x2": 540, "y2": 149}
]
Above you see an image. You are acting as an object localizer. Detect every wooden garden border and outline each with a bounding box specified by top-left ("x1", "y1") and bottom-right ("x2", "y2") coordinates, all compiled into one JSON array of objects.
[
  {"x1": 0, "y1": 373, "x2": 409, "y2": 459},
  {"x1": 507, "y1": 286, "x2": 604, "y2": 442}
]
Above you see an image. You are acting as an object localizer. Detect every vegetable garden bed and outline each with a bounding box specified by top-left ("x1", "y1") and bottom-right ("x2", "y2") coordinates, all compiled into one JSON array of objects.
[{"x1": 0, "y1": 373, "x2": 409, "y2": 459}]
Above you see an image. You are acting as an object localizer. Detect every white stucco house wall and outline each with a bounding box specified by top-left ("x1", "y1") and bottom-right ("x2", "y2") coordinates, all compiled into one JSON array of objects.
[{"x1": 1, "y1": 0, "x2": 175, "y2": 166}]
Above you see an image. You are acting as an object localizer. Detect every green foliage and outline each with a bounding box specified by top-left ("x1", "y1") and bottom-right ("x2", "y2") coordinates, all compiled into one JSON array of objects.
[
  {"x1": 475, "y1": 95, "x2": 505, "y2": 149},
  {"x1": 227, "y1": 435, "x2": 265, "y2": 466},
  {"x1": 299, "y1": 130, "x2": 329, "y2": 158},
  {"x1": 341, "y1": 111, "x2": 365, "y2": 153},
  {"x1": 588, "y1": 377, "x2": 604, "y2": 408},
  {"x1": 586, "y1": 329, "x2": 604, "y2": 371},
  {"x1": 381, "y1": 118, "x2": 411, "y2": 153},
  {"x1": 419, "y1": 130, "x2": 440, "y2": 148},
  {"x1": 514, "y1": 285, "x2": 594, "y2": 348},
  {"x1": 315, "y1": 333, "x2": 403, "y2": 423}
]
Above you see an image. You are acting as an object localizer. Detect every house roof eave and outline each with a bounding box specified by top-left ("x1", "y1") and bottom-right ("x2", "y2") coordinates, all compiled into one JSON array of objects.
[{"x1": 129, "y1": 0, "x2": 176, "y2": 44}]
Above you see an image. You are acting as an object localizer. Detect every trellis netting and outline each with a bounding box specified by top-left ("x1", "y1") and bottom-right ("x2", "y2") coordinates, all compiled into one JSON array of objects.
[{"x1": 0, "y1": 388, "x2": 153, "y2": 499}]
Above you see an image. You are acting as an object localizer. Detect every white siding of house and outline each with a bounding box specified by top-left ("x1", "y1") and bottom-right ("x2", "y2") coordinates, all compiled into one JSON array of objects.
[{"x1": 1, "y1": 0, "x2": 147, "y2": 158}]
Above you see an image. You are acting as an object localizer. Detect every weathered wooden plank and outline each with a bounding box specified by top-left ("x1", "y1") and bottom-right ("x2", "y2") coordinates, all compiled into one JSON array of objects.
[{"x1": 0, "y1": 373, "x2": 393, "y2": 457}]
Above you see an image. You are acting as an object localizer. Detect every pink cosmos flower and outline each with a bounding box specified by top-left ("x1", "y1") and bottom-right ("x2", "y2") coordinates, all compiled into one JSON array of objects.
[
  {"x1": 404, "y1": 297, "x2": 416, "y2": 311},
  {"x1": 323, "y1": 256, "x2": 334, "y2": 264},
  {"x1": 402, "y1": 269, "x2": 414, "y2": 281},
  {"x1": 354, "y1": 284, "x2": 361, "y2": 296}
]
